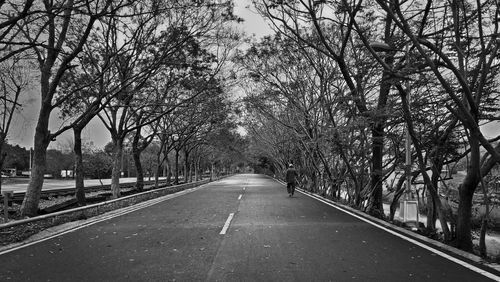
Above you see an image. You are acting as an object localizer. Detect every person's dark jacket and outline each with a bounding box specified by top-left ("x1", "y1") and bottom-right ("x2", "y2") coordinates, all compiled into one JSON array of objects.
[{"x1": 285, "y1": 167, "x2": 298, "y2": 184}]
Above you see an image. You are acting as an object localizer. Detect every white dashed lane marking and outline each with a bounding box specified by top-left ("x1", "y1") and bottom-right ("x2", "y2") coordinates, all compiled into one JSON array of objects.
[{"x1": 220, "y1": 213, "x2": 235, "y2": 235}]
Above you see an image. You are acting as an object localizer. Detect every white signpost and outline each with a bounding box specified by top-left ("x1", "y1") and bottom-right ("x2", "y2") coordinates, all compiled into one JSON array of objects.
[{"x1": 399, "y1": 200, "x2": 419, "y2": 229}]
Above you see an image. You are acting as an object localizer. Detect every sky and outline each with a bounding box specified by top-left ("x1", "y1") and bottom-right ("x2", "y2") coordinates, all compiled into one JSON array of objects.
[{"x1": 7, "y1": 0, "x2": 272, "y2": 150}]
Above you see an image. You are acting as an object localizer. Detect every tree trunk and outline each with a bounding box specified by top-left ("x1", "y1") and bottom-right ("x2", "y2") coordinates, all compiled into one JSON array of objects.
[
  {"x1": 456, "y1": 137, "x2": 480, "y2": 251},
  {"x1": 133, "y1": 148, "x2": 144, "y2": 192},
  {"x1": 366, "y1": 20, "x2": 393, "y2": 217},
  {"x1": 184, "y1": 149, "x2": 189, "y2": 183},
  {"x1": 166, "y1": 158, "x2": 172, "y2": 185},
  {"x1": 369, "y1": 123, "x2": 385, "y2": 218},
  {"x1": 73, "y1": 127, "x2": 86, "y2": 206},
  {"x1": 427, "y1": 148, "x2": 449, "y2": 233},
  {"x1": 426, "y1": 191, "x2": 436, "y2": 232},
  {"x1": 426, "y1": 168, "x2": 441, "y2": 233},
  {"x1": 189, "y1": 161, "x2": 194, "y2": 182},
  {"x1": 174, "y1": 149, "x2": 179, "y2": 184},
  {"x1": 195, "y1": 156, "x2": 201, "y2": 181},
  {"x1": 132, "y1": 128, "x2": 144, "y2": 192},
  {"x1": 426, "y1": 179, "x2": 451, "y2": 240},
  {"x1": 457, "y1": 182, "x2": 475, "y2": 251},
  {"x1": 479, "y1": 171, "x2": 490, "y2": 257},
  {"x1": 210, "y1": 162, "x2": 214, "y2": 181},
  {"x1": 154, "y1": 164, "x2": 161, "y2": 189},
  {"x1": 110, "y1": 139, "x2": 123, "y2": 199},
  {"x1": 21, "y1": 108, "x2": 51, "y2": 216},
  {"x1": 479, "y1": 216, "x2": 488, "y2": 257},
  {"x1": 389, "y1": 174, "x2": 406, "y2": 221},
  {"x1": 0, "y1": 139, "x2": 5, "y2": 194},
  {"x1": 154, "y1": 151, "x2": 164, "y2": 189},
  {"x1": 368, "y1": 66, "x2": 392, "y2": 218}
]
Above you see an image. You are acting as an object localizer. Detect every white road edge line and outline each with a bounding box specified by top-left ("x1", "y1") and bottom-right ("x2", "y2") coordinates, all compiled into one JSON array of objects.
[
  {"x1": 238, "y1": 194, "x2": 242, "y2": 200},
  {"x1": 220, "y1": 213, "x2": 235, "y2": 235},
  {"x1": 297, "y1": 189, "x2": 500, "y2": 281}
]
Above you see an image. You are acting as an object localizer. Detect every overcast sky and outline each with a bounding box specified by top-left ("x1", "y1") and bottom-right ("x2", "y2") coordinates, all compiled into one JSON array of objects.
[{"x1": 8, "y1": 1, "x2": 272, "y2": 150}]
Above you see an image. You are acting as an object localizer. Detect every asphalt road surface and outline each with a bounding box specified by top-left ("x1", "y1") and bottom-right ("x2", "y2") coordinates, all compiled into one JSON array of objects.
[{"x1": 0, "y1": 174, "x2": 498, "y2": 281}]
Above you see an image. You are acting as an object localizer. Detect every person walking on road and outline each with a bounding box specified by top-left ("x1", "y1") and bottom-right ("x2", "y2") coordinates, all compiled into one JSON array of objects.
[{"x1": 285, "y1": 164, "x2": 298, "y2": 197}]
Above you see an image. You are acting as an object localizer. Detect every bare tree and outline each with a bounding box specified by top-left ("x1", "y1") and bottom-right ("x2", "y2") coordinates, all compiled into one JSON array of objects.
[
  {"x1": 0, "y1": 0, "x2": 36, "y2": 63},
  {"x1": 19, "y1": 0, "x2": 124, "y2": 216},
  {"x1": 0, "y1": 55, "x2": 32, "y2": 192},
  {"x1": 253, "y1": 0, "x2": 398, "y2": 217},
  {"x1": 98, "y1": 1, "x2": 240, "y2": 198},
  {"x1": 371, "y1": 0, "x2": 500, "y2": 252}
]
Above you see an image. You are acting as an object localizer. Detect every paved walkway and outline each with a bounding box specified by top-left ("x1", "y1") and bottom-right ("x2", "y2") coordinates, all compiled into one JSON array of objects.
[{"x1": 0, "y1": 174, "x2": 498, "y2": 281}]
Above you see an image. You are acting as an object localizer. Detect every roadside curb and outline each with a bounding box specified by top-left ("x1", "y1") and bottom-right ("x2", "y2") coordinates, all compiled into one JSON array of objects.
[{"x1": 273, "y1": 177, "x2": 500, "y2": 277}]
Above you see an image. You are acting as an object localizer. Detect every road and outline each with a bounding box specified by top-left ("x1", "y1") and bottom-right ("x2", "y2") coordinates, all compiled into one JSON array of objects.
[{"x1": 0, "y1": 174, "x2": 498, "y2": 281}]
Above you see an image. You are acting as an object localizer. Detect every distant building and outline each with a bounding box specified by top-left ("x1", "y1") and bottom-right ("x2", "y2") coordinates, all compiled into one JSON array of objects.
[{"x1": 61, "y1": 170, "x2": 74, "y2": 178}]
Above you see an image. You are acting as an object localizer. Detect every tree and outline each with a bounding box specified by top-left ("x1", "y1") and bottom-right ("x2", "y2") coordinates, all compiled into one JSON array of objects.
[
  {"x1": 97, "y1": 0, "x2": 241, "y2": 198},
  {"x1": 20, "y1": 0, "x2": 122, "y2": 216},
  {"x1": 238, "y1": 31, "x2": 379, "y2": 206},
  {"x1": 83, "y1": 149, "x2": 113, "y2": 181},
  {"x1": 204, "y1": 126, "x2": 248, "y2": 176},
  {"x1": 0, "y1": 1, "x2": 39, "y2": 185},
  {"x1": 253, "y1": 1, "x2": 397, "y2": 217},
  {"x1": 57, "y1": 12, "x2": 131, "y2": 205},
  {"x1": 0, "y1": 0, "x2": 36, "y2": 64},
  {"x1": 3, "y1": 143, "x2": 29, "y2": 172},
  {"x1": 45, "y1": 149, "x2": 74, "y2": 178},
  {"x1": 370, "y1": 0, "x2": 500, "y2": 252},
  {"x1": 0, "y1": 55, "x2": 32, "y2": 192}
]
